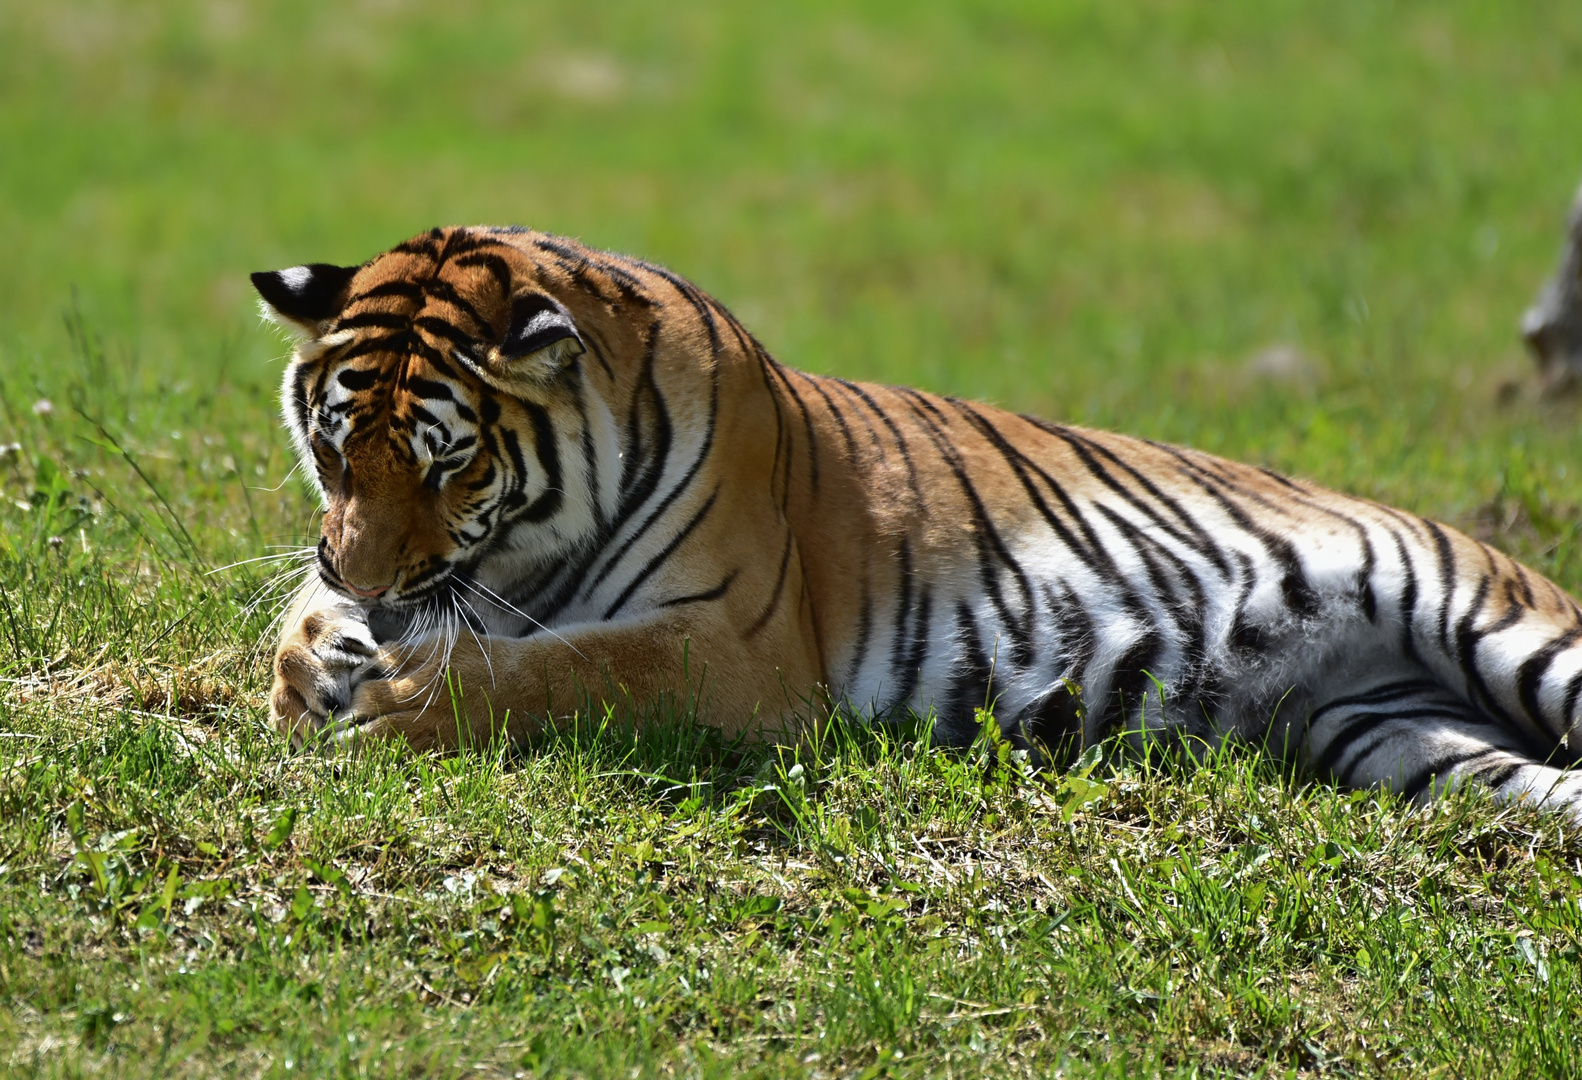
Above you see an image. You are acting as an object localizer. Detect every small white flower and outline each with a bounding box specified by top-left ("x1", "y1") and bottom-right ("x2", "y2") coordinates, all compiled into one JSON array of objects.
[{"x1": 31, "y1": 399, "x2": 53, "y2": 418}]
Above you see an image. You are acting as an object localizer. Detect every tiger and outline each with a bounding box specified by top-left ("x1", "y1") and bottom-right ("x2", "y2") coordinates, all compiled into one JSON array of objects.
[{"x1": 254, "y1": 225, "x2": 1582, "y2": 819}]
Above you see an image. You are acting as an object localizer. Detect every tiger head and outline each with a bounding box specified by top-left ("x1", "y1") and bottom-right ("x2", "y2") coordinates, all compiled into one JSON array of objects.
[{"x1": 252, "y1": 227, "x2": 623, "y2": 615}]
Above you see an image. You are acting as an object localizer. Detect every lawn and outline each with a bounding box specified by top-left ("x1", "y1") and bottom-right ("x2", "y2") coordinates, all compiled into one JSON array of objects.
[{"x1": 4, "y1": 1, "x2": 1582, "y2": 1075}]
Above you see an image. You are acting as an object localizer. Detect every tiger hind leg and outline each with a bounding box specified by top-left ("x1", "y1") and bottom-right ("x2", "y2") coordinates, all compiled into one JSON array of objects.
[{"x1": 1305, "y1": 675, "x2": 1582, "y2": 820}]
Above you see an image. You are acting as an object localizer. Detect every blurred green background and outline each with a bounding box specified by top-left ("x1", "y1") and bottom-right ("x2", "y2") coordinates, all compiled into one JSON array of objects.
[
  {"x1": 3, "y1": 0, "x2": 1582, "y2": 574},
  {"x1": 7, "y1": 6, "x2": 1582, "y2": 1073}
]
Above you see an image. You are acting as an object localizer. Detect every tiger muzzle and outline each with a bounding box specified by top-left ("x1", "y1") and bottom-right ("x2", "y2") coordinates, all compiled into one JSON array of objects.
[{"x1": 321, "y1": 496, "x2": 409, "y2": 601}]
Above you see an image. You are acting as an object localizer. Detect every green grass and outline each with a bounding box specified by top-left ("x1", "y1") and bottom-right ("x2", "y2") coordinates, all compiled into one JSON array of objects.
[{"x1": 5, "y1": 0, "x2": 1582, "y2": 1075}]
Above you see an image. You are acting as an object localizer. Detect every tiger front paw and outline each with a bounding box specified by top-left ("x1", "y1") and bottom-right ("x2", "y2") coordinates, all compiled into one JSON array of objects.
[
  {"x1": 269, "y1": 602, "x2": 383, "y2": 748},
  {"x1": 332, "y1": 643, "x2": 524, "y2": 754},
  {"x1": 334, "y1": 646, "x2": 476, "y2": 753}
]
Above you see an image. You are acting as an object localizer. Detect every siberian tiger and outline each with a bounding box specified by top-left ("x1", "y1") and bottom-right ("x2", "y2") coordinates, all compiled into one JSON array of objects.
[{"x1": 255, "y1": 226, "x2": 1582, "y2": 818}]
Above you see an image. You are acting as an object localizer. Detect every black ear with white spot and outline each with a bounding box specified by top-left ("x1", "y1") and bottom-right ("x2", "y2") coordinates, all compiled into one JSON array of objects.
[
  {"x1": 497, "y1": 293, "x2": 585, "y2": 375},
  {"x1": 250, "y1": 263, "x2": 360, "y2": 335}
]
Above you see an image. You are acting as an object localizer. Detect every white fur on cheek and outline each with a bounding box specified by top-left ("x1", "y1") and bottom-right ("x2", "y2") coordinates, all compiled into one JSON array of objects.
[{"x1": 280, "y1": 358, "x2": 329, "y2": 507}]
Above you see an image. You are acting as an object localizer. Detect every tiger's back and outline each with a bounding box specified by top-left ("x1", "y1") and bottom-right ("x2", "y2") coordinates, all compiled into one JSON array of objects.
[{"x1": 255, "y1": 227, "x2": 1582, "y2": 817}]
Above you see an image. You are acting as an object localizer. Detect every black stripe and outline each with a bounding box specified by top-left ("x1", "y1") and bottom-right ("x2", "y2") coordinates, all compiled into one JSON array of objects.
[
  {"x1": 1093, "y1": 501, "x2": 1204, "y2": 616},
  {"x1": 893, "y1": 585, "x2": 934, "y2": 710},
  {"x1": 400, "y1": 558, "x2": 453, "y2": 593},
  {"x1": 1052, "y1": 425, "x2": 1233, "y2": 579},
  {"x1": 445, "y1": 257, "x2": 512, "y2": 313},
  {"x1": 478, "y1": 394, "x2": 501, "y2": 425},
  {"x1": 1093, "y1": 502, "x2": 1211, "y2": 708},
  {"x1": 659, "y1": 570, "x2": 738, "y2": 609},
  {"x1": 1399, "y1": 746, "x2": 1509, "y2": 802},
  {"x1": 335, "y1": 366, "x2": 383, "y2": 393},
  {"x1": 1311, "y1": 705, "x2": 1468, "y2": 778},
  {"x1": 826, "y1": 379, "x2": 889, "y2": 463},
  {"x1": 644, "y1": 263, "x2": 725, "y2": 355},
  {"x1": 1427, "y1": 521, "x2": 1457, "y2": 654},
  {"x1": 955, "y1": 406, "x2": 1113, "y2": 577},
  {"x1": 941, "y1": 600, "x2": 995, "y2": 744},
  {"x1": 834, "y1": 380, "x2": 922, "y2": 500},
  {"x1": 1511, "y1": 561, "x2": 1538, "y2": 611},
  {"x1": 438, "y1": 229, "x2": 516, "y2": 261},
  {"x1": 464, "y1": 460, "x2": 497, "y2": 493},
  {"x1": 1475, "y1": 759, "x2": 1525, "y2": 793},
  {"x1": 1153, "y1": 444, "x2": 1319, "y2": 617},
  {"x1": 405, "y1": 375, "x2": 456, "y2": 401},
  {"x1": 754, "y1": 349, "x2": 790, "y2": 507},
  {"x1": 582, "y1": 327, "x2": 718, "y2": 601},
  {"x1": 393, "y1": 235, "x2": 442, "y2": 259},
  {"x1": 1388, "y1": 529, "x2": 1422, "y2": 663},
  {"x1": 1333, "y1": 728, "x2": 1415, "y2": 786},
  {"x1": 1256, "y1": 465, "x2": 1304, "y2": 492},
  {"x1": 308, "y1": 363, "x2": 334, "y2": 424},
  {"x1": 568, "y1": 371, "x2": 604, "y2": 531},
  {"x1": 413, "y1": 315, "x2": 477, "y2": 351},
  {"x1": 339, "y1": 332, "x2": 414, "y2": 362},
  {"x1": 583, "y1": 256, "x2": 655, "y2": 305},
  {"x1": 423, "y1": 274, "x2": 494, "y2": 330},
  {"x1": 1562, "y1": 668, "x2": 1582, "y2": 731},
  {"x1": 508, "y1": 330, "x2": 670, "y2": 624},
  {"x1": 563, "y1": 260, "x2": 625, "y2": 307},
  {"x1": 408, "y1": 403, "x2": 444, "y2": 432},
  {"x1": 497, "y1": 424, "x2": 528, "y2": 483},
  {"x1": 1524, "y1": 629, "x2": 1582, "y2": 737},
  {"x1": 336, "y1": 311, "x2": 410, "y2": 332},
  {"x1": 848, "y1": 578, "x2": 874, "y2": 692},
  {"x1": 287, "y1": 365, "x2": 313, "y2": 437},
  {"x1": 1272, "y1": 490, "x2": 1383, "y2": 623},
  {"x1": 404, "y1": 335, "x2": 455, "y2": 373},
  {"x1": 1104, "y1": 629, "x2": 1165, "y2": 734},
  {"x1": 1308, "y1": 678, "x2": 1442, "y2": 725},
  {"x1": 746, "y1": 531, "x2": 795, "y2": 637},
  {"x1": 887, "y1": 537, "x2": 917, "y2": 702},
  {"x1": 1225, "y1": 551, "x2": 1273, "y2": 654},
  {"x1": 1030, "y1": 582, "x2": 1098, "y2": 752},
  {"x1": 899, "y1": 390, "x2": 1037, "y2": 665},
  {"x1": 1451, "y1": 571, "x2": 1527, "y2": 735},
  {"x1": 767, "y1": 358, "x2": 819, "y2": 496},
  {"x1": 1359, "y1": 530, "x2": 1378, "y2": 621},
  {"x1": 615, "y1": 322, "x2": 669, "y2": 520},
  {"x1": 603, "y1": 488, "x2": 721, "y2": 619},
  {"x1": 347, "y1": 280, "x2": 425, "y2": 305},
  {"x1": 798, "y1": 371, "x2": 858, "y2": 464},
  {"x1": 580, "y1": 327, "x2": 619, "y2": 381},
  {"x1": 512, "y1": 400, "x2": 563, "y2": 524}
]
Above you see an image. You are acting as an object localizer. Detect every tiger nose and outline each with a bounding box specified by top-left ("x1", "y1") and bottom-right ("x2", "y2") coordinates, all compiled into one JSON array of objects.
[{"x1": 346, "y1": 581, "x2": 391, "y2": 599}]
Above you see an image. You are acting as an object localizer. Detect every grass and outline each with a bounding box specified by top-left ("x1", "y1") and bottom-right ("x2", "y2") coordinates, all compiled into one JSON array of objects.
[{"x1": 5, "y1": 0, "x2": 1582, "y2": 1074}]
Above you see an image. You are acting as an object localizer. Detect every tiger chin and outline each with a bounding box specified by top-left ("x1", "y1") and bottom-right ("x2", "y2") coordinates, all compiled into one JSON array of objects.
[{"x1": 256, "y1": 225, "x2": 1582, "y2": 820}]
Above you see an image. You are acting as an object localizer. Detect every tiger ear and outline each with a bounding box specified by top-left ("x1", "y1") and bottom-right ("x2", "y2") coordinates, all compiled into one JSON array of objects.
[
  {"x1": 250, "y1": 263, "x2": 360, "y2": 337},
  {"x1": 489, "y1": 293, "x2": 585, "y2": 381}
]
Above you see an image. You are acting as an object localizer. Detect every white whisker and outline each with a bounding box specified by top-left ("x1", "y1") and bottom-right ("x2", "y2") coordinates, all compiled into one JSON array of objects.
[
  {"x1": 397, "y1": 605, "x2": 452, "y2": 710},
  {"x1": 206, "y1": 549, "x2": 314, "y2": 576},
  {"x1": 453, "y1": 588, "x2": 497, "y2": 687},
  {"x1": 415, "y1": 606, "x2": 462, "y2": 715},
  {"x1": 250, "y1": 459, "x2": 306, "y2": 494},
  {"x1": 459, "y1": 577, "x2": 588, "y2": 662}
]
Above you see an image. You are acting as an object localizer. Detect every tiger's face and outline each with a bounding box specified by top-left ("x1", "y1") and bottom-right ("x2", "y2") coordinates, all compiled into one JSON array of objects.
[{"x1": 253, "y1": 228, "x2": 595, "y2": 613}]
